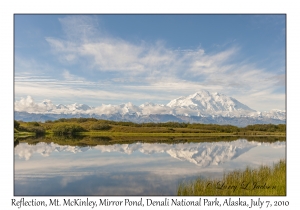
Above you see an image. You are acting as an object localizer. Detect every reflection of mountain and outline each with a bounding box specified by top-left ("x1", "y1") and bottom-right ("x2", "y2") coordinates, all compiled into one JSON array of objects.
[
  {"x1": 14, "y1": 143, "x2": 92, "y2": 160},
  {"x1": 94, "y1": 140, "x2": 285, "y2": 167},
  {"x1": 15, "y1": 140, "x2": 285, "y2": 167}
]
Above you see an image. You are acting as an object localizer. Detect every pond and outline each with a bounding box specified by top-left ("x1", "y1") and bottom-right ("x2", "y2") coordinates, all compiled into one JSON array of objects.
[{"x1": 14, "y1": 138, "x2": 285, "y2": 195}]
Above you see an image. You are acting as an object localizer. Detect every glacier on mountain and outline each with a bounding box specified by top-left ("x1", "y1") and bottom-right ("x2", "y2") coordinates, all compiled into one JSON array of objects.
[{"x1": 14, "y1": 90, "x2": 285, "y2": 126}]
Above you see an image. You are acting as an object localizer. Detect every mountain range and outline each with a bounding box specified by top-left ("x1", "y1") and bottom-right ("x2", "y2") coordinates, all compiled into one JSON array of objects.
[{"x1": 14, "y1": 90, "x2": 285, "y2": 126}]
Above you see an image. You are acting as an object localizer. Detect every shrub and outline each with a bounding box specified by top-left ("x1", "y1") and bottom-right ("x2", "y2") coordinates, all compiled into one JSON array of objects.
[
  {"x1": 26, "y1": 126, "x2": 45, "y2": 135},
  {"x1": 27, "y1": 121, "x2": 40, "y2": 126},
  {"x1": 18, "y1": 125, "x2": 27, "y2": 132},
  {"x1": 76, "y1": 118, "x2": 88, "y2": 123},
  {"x1": 243, "y1": 124, "x2": 286, "y2": 132},
  {"x1": 14, "y1": 120, "x2": 20, "y2": 129},
  {"x1": 52, "y1": 123, "x2": 86, "y2": 135},
  {"x1": 89, "y1": 123, "x2": 111, "y2": 131},
  {"x1": 17, "y1": 125, "x2": 45, "y2": 135}
]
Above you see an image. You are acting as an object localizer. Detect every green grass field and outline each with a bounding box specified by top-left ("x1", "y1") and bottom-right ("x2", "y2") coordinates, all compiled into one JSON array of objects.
[
  {"x1": 14, "y1": 119, "x2": 286, "y2": 137},
  {"x1": 14, "y1": 119, "x2": 286, "y2": 147},
  {"x1": 177, "y1": 160, "x2": 286, "y2": 196}
]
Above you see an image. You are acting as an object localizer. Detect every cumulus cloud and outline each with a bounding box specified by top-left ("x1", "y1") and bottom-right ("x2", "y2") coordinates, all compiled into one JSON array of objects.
[{"x1": 14, "y1": 96, "x2": 56, "y2": 113}]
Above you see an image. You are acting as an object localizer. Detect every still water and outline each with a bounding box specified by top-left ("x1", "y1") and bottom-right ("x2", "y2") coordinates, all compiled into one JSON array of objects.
[{"x1": 14, "y1": 138, "x2": 285, "y2": 195}]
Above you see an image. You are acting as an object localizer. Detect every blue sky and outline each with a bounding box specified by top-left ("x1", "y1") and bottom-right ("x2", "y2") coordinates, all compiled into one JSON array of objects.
[{"x1": 14, "y1": 14, "x2": 286, "y2": 111}]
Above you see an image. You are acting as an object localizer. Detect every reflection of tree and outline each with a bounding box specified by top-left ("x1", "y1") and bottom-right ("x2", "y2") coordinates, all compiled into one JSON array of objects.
[
  {"x1": 16, "y1": 135, "x2": 286, "y2": 147},
  {"x1": 14, "y1": 139, "x2": 19, "y2": 147}
]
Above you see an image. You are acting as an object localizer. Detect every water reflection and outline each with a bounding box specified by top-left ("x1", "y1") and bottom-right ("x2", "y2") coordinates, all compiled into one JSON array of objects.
[{"x1": 14, "y1": 139, "x2": 285, "y2": 195}]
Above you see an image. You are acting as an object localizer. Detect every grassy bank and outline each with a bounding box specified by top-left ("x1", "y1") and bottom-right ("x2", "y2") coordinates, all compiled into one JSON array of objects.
[
  {"x1": 177, "y1": 160, "x2": 286, "y2": 196},
  {"x1": 14, "y1": 119, "x2": 286, "y2": 137},
  {"x1": 14, "y1": 132, "x2": 35, "y2": 138}
]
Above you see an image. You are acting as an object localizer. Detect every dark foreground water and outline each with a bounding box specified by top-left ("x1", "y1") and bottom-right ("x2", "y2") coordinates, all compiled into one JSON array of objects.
[{"x1": 14, "y1": 138, "x2": 285, "y2": 195}]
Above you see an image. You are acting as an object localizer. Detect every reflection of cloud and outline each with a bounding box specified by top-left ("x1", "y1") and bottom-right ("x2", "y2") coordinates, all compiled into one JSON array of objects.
[
  {"x1": 15, "y1": 171, "x2": 179, "y2": 196},
  {"x1": 15, "y1": 140, "x2": 285, "y2": 167},
  {"x1": 60, "y1": 175, "x2": 86, "y2": 188},
  {"x1": 15, "y1": 142, "x2": 91, "y2": 160},
  {"x1": 15, "y1": 139, "x2": 286, "y2": 196}
]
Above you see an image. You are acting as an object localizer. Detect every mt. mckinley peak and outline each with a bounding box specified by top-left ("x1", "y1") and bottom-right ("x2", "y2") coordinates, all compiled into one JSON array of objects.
[
  {"x1": 14, "y1": 90, "x2": 285, "y2": 126},
  {"x1": 167, "y1": 90, "x2": 254, "y2": 113}
]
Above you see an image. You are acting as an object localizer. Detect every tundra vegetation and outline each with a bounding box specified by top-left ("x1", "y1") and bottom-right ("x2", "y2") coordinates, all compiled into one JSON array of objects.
[
  {"x1": 14, "y1": 118, "x2": 286, "y2": 137},
  {"x1": 177, "y1": 160, "x2": 286, "y2": 196},
  {"x1": 14, "y1": 118, "x2": 286, "y2": 147}
]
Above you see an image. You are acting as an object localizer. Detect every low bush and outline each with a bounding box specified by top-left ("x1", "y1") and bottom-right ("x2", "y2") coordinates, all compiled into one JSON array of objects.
[
  {"x1": 14, "y1": 120, "x2": 20, "y2": 129},
  {"x1": 52, "y1": 123, "x2": 86, "y2": 135},
  {"x1": 17, "y1": 125, "x2": 45, "y2": 135},
  {"x1": 89, "y1": 123, "x2": 111, "y2": 131},
  {"x1": 27, "y1": 121, "x2": 40, "y2": 127},
  {"x1": 25, "y1": 126, "x2": 45, "y2": 135}
]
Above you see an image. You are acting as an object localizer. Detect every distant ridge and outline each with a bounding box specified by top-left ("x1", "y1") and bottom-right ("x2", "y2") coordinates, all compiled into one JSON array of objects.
[{"x1": 14, "y1": 90, "x2": 285, "y2": 126}]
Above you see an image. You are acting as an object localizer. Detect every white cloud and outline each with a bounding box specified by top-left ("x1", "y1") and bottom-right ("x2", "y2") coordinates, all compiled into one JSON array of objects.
[
  {"x1": 14, "y1": 96, "x2": 56, "y2": 113},
  {"x1": 15, "y1": 15, "x2": 285, "y2": 111},
  {"x1": 14, "y1": 80, "x2": 171, "y2": 107},
  {"x1": 62, "y1": 70, "x2": 85, "y2": 81},
  {"x1": 15, "y1": 72, "x2": 285, "y2": 111},
  {"x1": 80, "y1": 41, "x2": 145, "y2": 72}
]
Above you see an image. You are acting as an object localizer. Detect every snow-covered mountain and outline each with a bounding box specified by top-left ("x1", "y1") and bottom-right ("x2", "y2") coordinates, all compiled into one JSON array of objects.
[
  {"x1": 166, "y1": 90, "x2": 258, "y2": 118},
  {"x1": 168, "y1": 90, "x2": 254, "y2": 112},
  {"x1": 14, "y1": 90, "x2": 286, "y2": 126}
]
